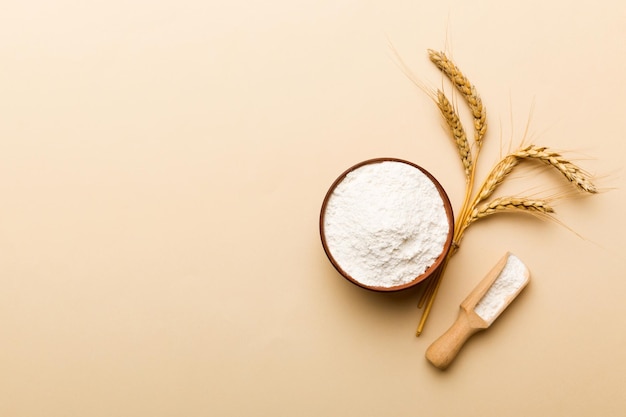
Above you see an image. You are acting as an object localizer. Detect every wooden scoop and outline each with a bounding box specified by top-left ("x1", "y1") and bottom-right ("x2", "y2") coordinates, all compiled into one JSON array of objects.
[{"x1": 425, "y1": 252, "x2": 530, "y2": 370}]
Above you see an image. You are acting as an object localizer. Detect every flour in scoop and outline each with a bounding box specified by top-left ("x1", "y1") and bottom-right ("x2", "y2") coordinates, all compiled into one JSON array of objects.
[
  {"x1": 323, "y1": 160, "x2": 450, "y2": 288},
  {"x1": 474, "y1": 254, "x2": 528, "y2": 323}
]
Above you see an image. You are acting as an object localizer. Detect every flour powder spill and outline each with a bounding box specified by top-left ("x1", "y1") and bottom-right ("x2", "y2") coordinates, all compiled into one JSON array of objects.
[{"x1": 322, "y1": 160, "x2": 451, "y2": 288}]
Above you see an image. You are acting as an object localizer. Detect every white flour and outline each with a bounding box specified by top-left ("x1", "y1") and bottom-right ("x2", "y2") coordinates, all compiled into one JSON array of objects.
[
  {"x1": 322, "y1": 160, "x2": 450, "y2": 288},
  {"x1": 474, "y1": 254, "x2": 528, "y2": 323}
]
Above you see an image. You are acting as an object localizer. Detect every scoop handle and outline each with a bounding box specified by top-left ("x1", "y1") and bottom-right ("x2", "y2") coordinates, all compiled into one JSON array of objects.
[{"x1": 425, "y1": 309, "x2": 481, "y2": 370}]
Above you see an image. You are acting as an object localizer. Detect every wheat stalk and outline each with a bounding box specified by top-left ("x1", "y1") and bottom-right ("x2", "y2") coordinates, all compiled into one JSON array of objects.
[
  {"x1": 513, "y1": 145, "x2": 597, "y2": 194},
  {"x1": 428, "y1": 49, "x2": 487, "y2": 145},
  {"x1": 436, "y1": 90, "x2": 472, "y2": 178}
]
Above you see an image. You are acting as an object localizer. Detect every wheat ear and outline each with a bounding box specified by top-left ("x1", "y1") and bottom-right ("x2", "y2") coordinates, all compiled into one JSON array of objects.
[
  {"x1": 465, "y1": 197, "x2": 554, "y2": 228},
  {"x1": 428, "y1": 50, "x2": 487, "y2": 145},
  {"x1": 436, "y1": 90, "x2": 472, "y2": 178},
  {"x1": 474, "y1": 155, "x2": 519, "y2": 204},
  {"x1": 514, "y1": 145, "x2": 597, "y2": 194}
]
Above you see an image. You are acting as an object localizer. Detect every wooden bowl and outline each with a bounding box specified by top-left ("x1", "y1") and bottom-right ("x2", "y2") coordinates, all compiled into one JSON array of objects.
[{"x1": 319, "y1": 158, "x2": 454, "y2": 292}]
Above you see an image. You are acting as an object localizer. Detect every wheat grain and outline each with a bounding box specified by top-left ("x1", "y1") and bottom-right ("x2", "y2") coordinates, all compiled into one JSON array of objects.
[
  {"x1": 513, "y1": 145, "x2": 597, "y2": 193},
  {"x1": 428, "y1": 50, "x2": 487, "y2": 145},
  {"x1": 436, "y1": 90, "x2": 472, "y2": 177}
]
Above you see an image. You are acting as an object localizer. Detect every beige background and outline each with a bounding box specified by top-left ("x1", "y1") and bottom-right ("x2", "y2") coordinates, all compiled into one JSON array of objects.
[{"x1": 1, "y1": 1, "x2": 625, "y2": 416}]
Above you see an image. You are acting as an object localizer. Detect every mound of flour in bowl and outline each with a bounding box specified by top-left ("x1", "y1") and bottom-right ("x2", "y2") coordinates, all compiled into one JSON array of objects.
[{"x1": 323, "y1": 160, "x2": 450, "y2": 288}]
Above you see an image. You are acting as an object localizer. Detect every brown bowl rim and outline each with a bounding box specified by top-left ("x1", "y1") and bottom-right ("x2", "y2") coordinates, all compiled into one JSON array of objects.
[{"x1": 319, "y1": 157, "x2": 455, "y2": 292}]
